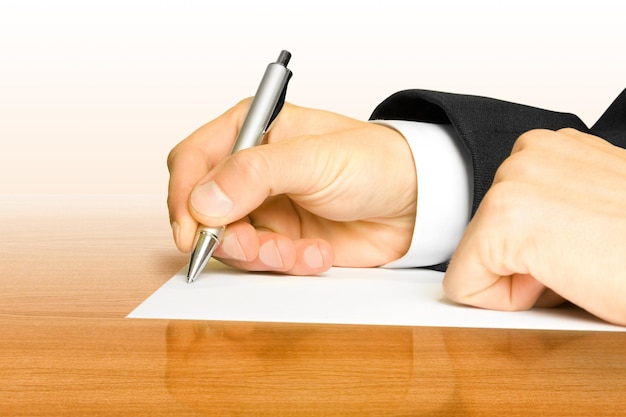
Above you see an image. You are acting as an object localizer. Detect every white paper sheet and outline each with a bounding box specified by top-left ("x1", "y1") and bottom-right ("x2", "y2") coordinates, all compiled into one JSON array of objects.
[{"x1": 128, "y1": 261, "x2": 625, "y2": 331}]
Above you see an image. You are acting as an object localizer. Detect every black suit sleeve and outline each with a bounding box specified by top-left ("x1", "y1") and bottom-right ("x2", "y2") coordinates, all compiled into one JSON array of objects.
[
  {"x1": 369, "y1": 89, "x2": 591, "y2": 215},
  {"x1": 591, "y1": 89, "x2": 626, "y2": 147}
]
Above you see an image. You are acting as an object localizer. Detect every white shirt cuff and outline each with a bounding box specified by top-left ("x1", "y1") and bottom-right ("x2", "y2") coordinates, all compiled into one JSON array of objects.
[{"x1": 372, "y1": 120, "x2": 473, "y2": 268}]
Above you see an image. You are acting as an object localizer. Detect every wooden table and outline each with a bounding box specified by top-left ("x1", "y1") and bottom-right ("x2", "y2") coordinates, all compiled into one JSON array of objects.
[{"x1": 1, "y1": 194, "x2": 625, "y2": 416}]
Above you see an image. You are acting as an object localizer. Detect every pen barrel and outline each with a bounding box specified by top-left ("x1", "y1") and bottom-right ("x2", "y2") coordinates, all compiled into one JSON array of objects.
[
  {"x1": 231, "y1": 60, "x2": 292, "y2": 154},
  {"x1": 187, "y1": 51, "x2": 292, "y2": 282}
]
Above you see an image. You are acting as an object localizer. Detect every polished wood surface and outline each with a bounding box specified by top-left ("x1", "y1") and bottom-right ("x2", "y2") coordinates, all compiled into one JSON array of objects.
[{"x1": 1, "y1": 194, "x2": 625, "y2": 416}]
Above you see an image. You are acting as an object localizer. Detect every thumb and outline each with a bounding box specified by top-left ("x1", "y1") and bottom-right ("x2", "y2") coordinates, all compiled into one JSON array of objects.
[
  {"x1": 188, "y1": 136, "x2": 328, "y2": 227},
  {"x1": 443, "y1": 201, "x2": 546, "y2": 312}
]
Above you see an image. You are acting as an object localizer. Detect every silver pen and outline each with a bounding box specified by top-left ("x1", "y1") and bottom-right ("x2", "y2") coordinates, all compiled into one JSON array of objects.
[{"x1": 186, "y1": 50, "x2": 293, "y2": 283}]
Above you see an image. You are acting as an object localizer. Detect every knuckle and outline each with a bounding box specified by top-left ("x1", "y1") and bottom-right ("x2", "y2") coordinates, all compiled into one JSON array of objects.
[
  {"x1": 479, "y1": 182, "x2": 507, "y2": 217},
  {"x1": 497, "y1": 130, "x2": 558, "y2": 183},
  {"x1": 479, "y1": 182, "x2": 520, "y2": 224},
  {"x1": 166, "y1": 144, "x2": 182, "y2": 172},
  {"x1": 235, "y1": 96, "x2": 254, "y2": 108},
  {"x1": 494, "y1": 151, "x2": 533, "y2": 182},
  {"x1": 515, "y1": 129, "x2": 551, "y2": 151},
  {"x1": 166, "y1": 143, "x2": 200, "y2": 173},
  {"x1": 232, "y1": 97, "x2": 255, "y2": 121},
  {"x1": 556, "y1": 127, "x2": 580, "y2": 137},
  {"x1": 515, "y1": 128, "x2": 576, "y2": 154},
  {"x1": 475, "y1": 183, "x2": 531, "y2": 274}
]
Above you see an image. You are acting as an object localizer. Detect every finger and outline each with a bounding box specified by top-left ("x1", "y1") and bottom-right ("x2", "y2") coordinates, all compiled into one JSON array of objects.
[
  {"x1": 167, "y1": 145, "x2": 211, "y2": 252},
  {"x1": 166, "y1": 102, "x2": 250, "y2": 251},
  {"x1": 443, "y1": 186, "x2": 547, "y2": 311},
  {"x1": 210, "y1": 219, "x2": 259, "y2": 262},
  {"x1": 510, "y1": 128, "x2": 557, "y2": 155},
  {"x1": 215, "y1": 230, "x2": 333, "y2": 275},
  {"x1": 443, "y1": 231, "x2": 547, "y2": 311},
  {"x1": 511, "y1": 128, "x2": 619, "y2": 168},
  {"x1": 188, "y1": 134, "x2": 333, "y2": 227}
]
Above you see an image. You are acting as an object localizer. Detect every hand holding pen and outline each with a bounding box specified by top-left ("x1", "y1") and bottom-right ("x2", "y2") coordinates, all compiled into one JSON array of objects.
[{"x1": 166, "y1": 53, "x2": 419, "y2": 279}]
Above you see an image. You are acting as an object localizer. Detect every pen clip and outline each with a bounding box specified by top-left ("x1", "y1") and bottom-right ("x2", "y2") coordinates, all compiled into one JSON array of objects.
[{"x1": 265, "y1": 71, "x2": 292, "y2": 133}]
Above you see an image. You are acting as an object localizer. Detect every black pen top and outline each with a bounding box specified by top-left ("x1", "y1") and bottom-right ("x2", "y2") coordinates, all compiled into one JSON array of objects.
[{"x1": 277, "y1": 50, "x2": 291, "y2": 66}]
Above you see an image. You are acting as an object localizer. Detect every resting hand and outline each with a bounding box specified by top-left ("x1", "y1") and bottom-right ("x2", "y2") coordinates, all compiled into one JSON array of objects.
[
  {"x1": 443, "y1": 128, "x2": 626, "y2": 325},
  {"x1": 167, "y1": 100, "x2": 417, "y2": 275}
]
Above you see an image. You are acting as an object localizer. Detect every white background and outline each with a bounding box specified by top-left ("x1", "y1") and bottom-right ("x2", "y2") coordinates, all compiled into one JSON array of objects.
[{"x1": 1, "y1": 0, "x2": 624, "y2": 194}]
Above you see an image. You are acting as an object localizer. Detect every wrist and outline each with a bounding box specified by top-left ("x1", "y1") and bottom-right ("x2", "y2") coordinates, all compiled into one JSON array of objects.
[{"x1": 371, "y1": 120, "x2": 473, "y2": 268}]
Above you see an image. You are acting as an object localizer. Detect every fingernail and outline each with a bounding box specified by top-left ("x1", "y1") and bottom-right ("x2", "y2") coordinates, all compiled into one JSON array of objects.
[
  {"x1": 303, "y1": 244, "x2": 324, "y2": 269},
  {"x1": 221, "y1": 233, "x2": 247, "y2": 261},
  {"x1": 259, "y1": 241, "x2": 284, "y2": 268},
  {"x1": 190, "y1": 181, "x2": 233, "y2": 218},
  {"x1": 171, "y1": 221, "x2": 181, "y2": 245}
]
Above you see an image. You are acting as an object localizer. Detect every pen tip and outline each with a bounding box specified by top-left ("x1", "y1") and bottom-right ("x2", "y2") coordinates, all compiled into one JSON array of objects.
[
  {"x1": 186, "y1": 231, "x2": 222, "y2": 283},
  {"x1": 186, "y1": 264, "x2": 199, "y2": 283}
]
